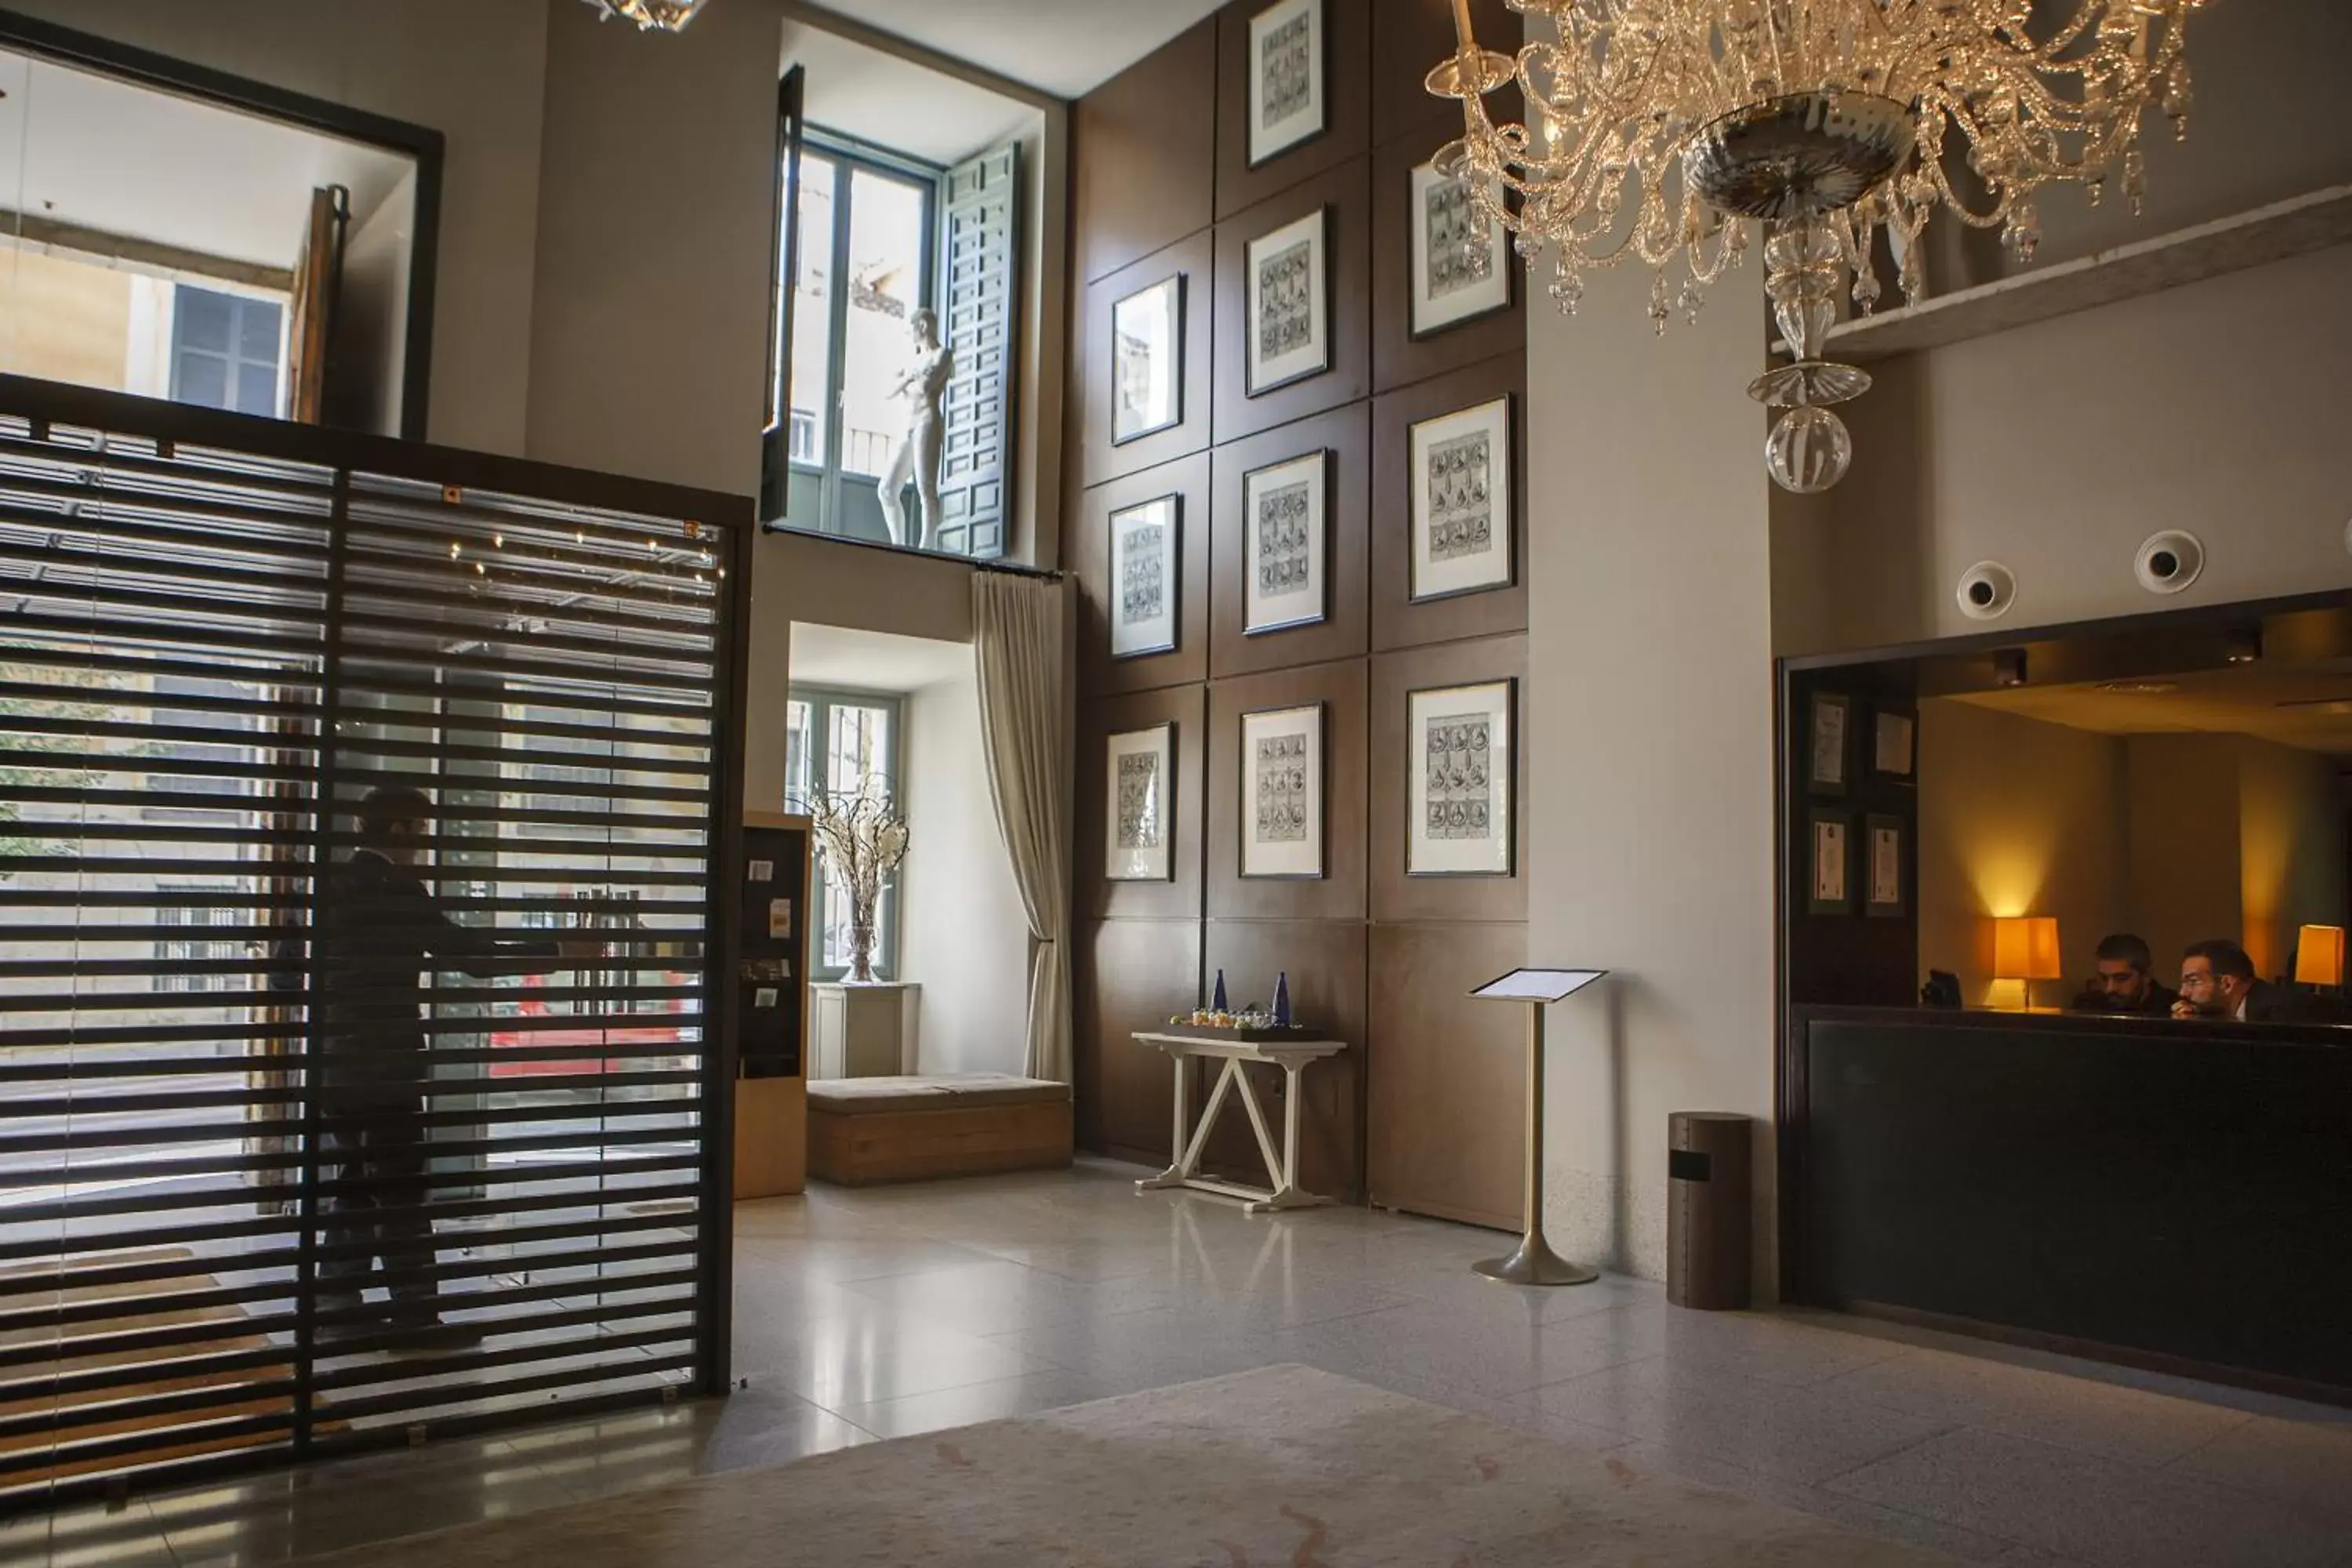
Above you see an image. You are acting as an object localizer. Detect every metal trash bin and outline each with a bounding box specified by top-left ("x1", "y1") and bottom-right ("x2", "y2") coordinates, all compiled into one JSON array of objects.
[{"x1": 1667, "y1": 1112, "x2": 1752, "y2": 1310}]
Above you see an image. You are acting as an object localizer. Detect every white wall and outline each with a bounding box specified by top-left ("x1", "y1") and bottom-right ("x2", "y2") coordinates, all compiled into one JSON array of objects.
[
  {"x1": 1525, "y1": 249, "x2": 1779, "y2": 1286},
  {"x1": 899, "y1": 659, "x2": 1032, "y2": 1075},
  {"x1": 333, "y1": 167, "x2": 415, "y2": 435},
  {"x1": 1776, "y1": 244, "x2": 2352, "y2": 656},
  {"x1": 4, "y1": 0, "x2": 551, "y2": 456}
]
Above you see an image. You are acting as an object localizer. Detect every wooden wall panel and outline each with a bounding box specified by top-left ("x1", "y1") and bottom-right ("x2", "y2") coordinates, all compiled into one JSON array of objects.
[
  {"x1": 1201, "y1": 917, "x2": 1367, "y2": 1203},
  {"x1": 1366, "y1": 920, "x2": 1526, "y2": 1228},
  {"x1": 1370, "y1": 352, "x2": 1526, "y2": 652},
  {"x1": 1211, "y1": 158, "x2": 1373, "y2": 446},
  {"x1": 1214, "y1": 0, "x2": 1373, "y2": 221},
  {"x1": 1370, "y1": 136, "x2": 1526, "y2": 394},
  {"x1": 1078, "y1": 453, "x2": 1212, "y2": 695},
  {"x1": 1076, "y1": 917, "x2": 1203, "y2": 1160},
  {"x1": 1078, "y1": 685, "x2": 1208, "y2": 922},
  {"x1": 1370, "y1": 633, "x2": 1526, "y2": 923},
  {"x1": 1082, "y1": 232, "x2": 1218, "y2": 485},
  {"x1": 1076, "y1": 19, "x2": 1218, "y2": 286},
  {"x1": 1208, "y1": 401, "x2": 1370, "y2": 679},
  {"x1": 1370, "y1": 0, "x2": 1525, "y2": 151},
  {"x1": 1207, "y1": 658, "x2": 1370, "y2": 922}
]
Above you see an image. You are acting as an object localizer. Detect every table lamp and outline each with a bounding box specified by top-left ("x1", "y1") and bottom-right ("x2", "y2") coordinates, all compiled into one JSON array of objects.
[
  {"x1": 1992, "y1": 916, "x2": 2062, "y2": 1011},
  {"x1": 2293, "y1": 924, "x2": 2345, "y2": 989}
]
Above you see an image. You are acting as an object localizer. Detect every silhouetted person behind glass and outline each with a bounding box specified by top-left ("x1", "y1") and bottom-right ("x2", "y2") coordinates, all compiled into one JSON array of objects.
[{"x1": 310, "y1": 784, "x2": 595, "y2": 1344}]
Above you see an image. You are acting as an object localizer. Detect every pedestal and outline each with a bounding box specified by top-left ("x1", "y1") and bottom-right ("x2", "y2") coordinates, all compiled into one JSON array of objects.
[
  {"x1": 810, "y1": 981, "x2": 920, "y2": 1079},
  {"x1": 1475, "y1": 1000, "x2": 1599, "y2": 1287}
]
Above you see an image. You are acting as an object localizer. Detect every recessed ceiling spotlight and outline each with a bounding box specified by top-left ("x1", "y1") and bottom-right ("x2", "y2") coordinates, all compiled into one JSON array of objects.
[
  {"x1": 1994, "y1": 649, "x2": 2029, "y2": 688},
  {"x1": 2095, "y1": 680, "x2": 2180, "y2": 695},
  {"x1": 2224, "y1": 626, "x2": 2263, "y2": 665}
]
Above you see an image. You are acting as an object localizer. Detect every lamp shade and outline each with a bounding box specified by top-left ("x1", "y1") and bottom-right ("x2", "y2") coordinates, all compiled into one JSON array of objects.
[
  {"x1": 2294, "y1": 924, "x2": 2346, "y2": 987},
  {"x1": 1992, "y1": 916, "x2": 2062, "y2": 981}
]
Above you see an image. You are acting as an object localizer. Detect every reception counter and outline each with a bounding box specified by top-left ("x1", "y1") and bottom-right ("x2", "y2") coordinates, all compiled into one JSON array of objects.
[{"x1": 1784, "y1": 1006, "x2": 2352, "y2": 1399}]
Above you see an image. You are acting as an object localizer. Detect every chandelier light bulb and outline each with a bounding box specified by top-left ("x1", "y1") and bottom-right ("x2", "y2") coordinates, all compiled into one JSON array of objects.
[{"x1": 1428, "y1": 0, "x2": 2209, "y2": 492}]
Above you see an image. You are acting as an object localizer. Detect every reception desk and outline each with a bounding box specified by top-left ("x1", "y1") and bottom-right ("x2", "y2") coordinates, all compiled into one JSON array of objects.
[{"x1": 1785, "y1": 1007, "x2": 2352, "y2": 1398}]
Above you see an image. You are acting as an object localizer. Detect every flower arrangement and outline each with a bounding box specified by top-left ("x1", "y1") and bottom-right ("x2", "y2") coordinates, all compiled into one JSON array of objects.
[{"x1": 808, "y1": 784, "x2": 909, "y2": 984}]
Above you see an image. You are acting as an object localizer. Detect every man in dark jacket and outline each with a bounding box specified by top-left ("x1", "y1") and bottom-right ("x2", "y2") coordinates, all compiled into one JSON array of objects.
[
  {"x1": 2172, "y1": 938, "x2": 2347, "y2": 1025},
  {"x1": 307, "y1": 784, "x2": 593, "y2": 1342},
  {"x1": 2069, "y1": 933, "x2": 2179, "y2": 1016}
]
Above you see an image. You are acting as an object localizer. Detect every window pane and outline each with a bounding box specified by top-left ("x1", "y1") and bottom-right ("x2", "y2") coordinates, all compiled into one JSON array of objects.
[
  {"x1": 239, "y1": 298, "x2": 284, "y2": 361},
  {"x1": 176, "y1": 352, "x2": 228, "y2": 409},
  {"x1": 785, "y1": 157, "x2": 837, "y2": 472},
  {"x1": 176, "y1": 288, "x2": 233, "y2": 353},
  {"x1": 783, "y1": 699, "x2": 811, "y2": 810},
  {"x1": 826, "y1": 703, "x2": 893, "y2": 800},
  {"x1": 235, "y1": 361, "x2": 278, "y2": 416},
  {"x1": 837, "y1": 169, "x2": 927, "y2": 480}
]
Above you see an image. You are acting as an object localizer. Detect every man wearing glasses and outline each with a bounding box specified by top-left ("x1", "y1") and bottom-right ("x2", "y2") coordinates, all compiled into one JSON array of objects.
[{"x1": 2172, "y1": 939, "x2": 2337, "y2": 1024}]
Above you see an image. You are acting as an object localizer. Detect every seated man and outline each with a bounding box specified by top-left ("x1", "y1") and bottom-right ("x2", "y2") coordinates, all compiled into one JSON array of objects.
[
  {"x1": 2172, "y1": 938, "x2": 2346, "y2": 1024},
  {"x1": 2070, "y1": 933, "x2": 2178, "y2": 1016}
]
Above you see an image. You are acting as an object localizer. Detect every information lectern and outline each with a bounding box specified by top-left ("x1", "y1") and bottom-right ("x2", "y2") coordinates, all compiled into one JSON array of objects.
[{"x1": 1468, "y1": 967, "x2": 1609, "y2": 1286}]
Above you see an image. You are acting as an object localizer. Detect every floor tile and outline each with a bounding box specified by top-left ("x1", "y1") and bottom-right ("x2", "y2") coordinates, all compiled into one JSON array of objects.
[
  {"x1": 734, "y1": 1312, "x2": 1051, "y2": 1410},
  {"x1": 1821, "y1": 1343, "x2": 2256, "y2": 1466},
  {"x1": 0, "y1": 1504, "x2": 181, "y2": 1568},
  {"x1": 1526, "y1": 1354, "x2": 1957, "y2": 1485},
  {"x1": 827, "y1": 1368, "x2": 1106, "y2": 1439},
  {"x1": 1824, "y1": 1425, "x2": 2349, "y2": 1568},
  {"x1": 1267, "y1": 1297, "x2": 1659, "y2": 1400},
  {"x1": 2164, "y1": 1413, "x2": 2352, "y2": 1520}
]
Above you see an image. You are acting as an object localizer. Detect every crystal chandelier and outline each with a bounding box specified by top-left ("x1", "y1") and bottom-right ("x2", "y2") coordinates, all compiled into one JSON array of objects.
[
  {"x1": 1428, "y1": 0, "x2": 2205, "y2": 492},
  {"x1": 579, "y1": 0, "x2": 711, "y2": 31}
]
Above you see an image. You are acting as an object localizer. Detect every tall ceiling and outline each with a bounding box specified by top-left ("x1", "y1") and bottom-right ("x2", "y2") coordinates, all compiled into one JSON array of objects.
[
  {"x1": 1951, "y1": 660, "x2": 2352, "y2": 758},
  {"x1": 801, "y1": 0, "x2": 1227, "y2": 98}
]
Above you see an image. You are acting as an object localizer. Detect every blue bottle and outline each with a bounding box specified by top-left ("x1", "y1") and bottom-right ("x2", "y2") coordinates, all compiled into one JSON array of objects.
[
  {"x1": 1272, "y1": 971, "x2": 1293, "y2": 1027},
  {"x1": 1210, "y1": 968, "x2": 1229, "y2": 1012}
]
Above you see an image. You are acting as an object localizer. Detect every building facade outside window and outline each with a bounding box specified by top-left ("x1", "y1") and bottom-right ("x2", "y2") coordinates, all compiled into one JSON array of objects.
[{"x1": 783, "y1": 687, "x2": 903, "y2": 982}]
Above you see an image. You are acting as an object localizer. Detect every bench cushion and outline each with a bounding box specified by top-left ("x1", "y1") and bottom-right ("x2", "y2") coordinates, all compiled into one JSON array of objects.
[{"x1": 806, "y1": 1073, "x2": 1069, "y2": 1116}]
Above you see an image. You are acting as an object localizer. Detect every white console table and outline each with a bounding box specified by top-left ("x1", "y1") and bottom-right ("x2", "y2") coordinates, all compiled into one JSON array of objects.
[
  {"x1": 1128, "y1": 1031, "x2": 1347, "y2": 1214},
  {"x1": 810, "y1": 981, "x2": 920, "y2": 1080}
]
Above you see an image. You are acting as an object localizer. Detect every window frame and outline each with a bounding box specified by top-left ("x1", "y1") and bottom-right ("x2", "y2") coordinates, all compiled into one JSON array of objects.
[
  {"x1": 0, "y1": 8, "x2": 445, "y2": 438},
  {"x1": 785, "y1": 684, "x2": 907, "y2": 983},
  {"x1": 772, "y1": 129, "x2": 942, "y2": 546}
]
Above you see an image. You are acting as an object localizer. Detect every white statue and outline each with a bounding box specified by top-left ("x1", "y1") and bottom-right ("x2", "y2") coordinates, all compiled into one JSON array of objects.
[{"x1": 877, "y1": 307, "x2": 953, "y2": 551}]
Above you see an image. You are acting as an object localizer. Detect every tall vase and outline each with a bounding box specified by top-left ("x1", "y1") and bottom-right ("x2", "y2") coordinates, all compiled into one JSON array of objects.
[{"x1": 850, "y1": 921, "x2": 876, "y2": 984}]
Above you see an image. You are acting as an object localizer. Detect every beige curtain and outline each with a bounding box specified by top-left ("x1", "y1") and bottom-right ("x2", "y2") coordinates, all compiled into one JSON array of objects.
[{"x1": 972, "y1": 570, "x2": 1073, "y2": 1082}]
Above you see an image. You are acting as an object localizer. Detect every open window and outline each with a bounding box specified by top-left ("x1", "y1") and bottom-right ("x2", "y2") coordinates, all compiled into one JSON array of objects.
[
  {"x1": 762, "y1": 21, "x2": 1032, "y2": 561},
  {"x1": 0, "y1": 15, "x2": 440, "y2": 436}
]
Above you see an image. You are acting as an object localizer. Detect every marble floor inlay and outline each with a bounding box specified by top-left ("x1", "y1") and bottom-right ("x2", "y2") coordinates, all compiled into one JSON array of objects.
[{"x1": 6, "y1": 1160, "x2": 2350, "y2": 1568}]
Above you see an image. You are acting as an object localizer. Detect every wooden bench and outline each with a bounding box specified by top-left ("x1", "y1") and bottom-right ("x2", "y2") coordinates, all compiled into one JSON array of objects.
[{"x1": 805, "y1": 1073, "x2": 1073, "y2": 1187}]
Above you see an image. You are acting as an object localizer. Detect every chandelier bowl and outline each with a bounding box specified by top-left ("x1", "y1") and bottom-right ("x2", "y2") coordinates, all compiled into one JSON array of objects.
[{"x1": 1683, "y1": 93, "x2": 1915, "y2": 222}]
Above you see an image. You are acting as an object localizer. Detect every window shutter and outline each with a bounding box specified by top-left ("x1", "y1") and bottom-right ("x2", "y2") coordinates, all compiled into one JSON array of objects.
[
  {"x1": 760, "y1": 67, "x2": 807, "y2": 527},
  {"x1": 933, "y1": 142, "x2": 1020, "y2": 560}
]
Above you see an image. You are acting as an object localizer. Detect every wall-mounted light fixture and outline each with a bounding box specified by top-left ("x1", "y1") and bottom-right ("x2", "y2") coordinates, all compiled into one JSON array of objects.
[
  {"x1": 1993, "y1": 648, "x2": 2029, "y2": 688},
  {"x1": 2294, "y1": 924, "x2": 2346, "y2": 989},
  {"x1": 1993, "y1": 916, "x2": 2062, "y2": 1011}
]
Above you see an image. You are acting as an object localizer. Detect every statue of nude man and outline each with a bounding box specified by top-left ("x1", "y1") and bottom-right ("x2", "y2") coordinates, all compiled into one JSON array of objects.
[{"x1": 877, "y1": 307, "x2": 953, "y2": 550}]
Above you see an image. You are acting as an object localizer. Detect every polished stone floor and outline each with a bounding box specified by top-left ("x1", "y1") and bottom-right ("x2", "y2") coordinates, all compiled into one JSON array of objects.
[{"x1": 9, "y1": 1160, "x2": 2351, "y2": 1568}]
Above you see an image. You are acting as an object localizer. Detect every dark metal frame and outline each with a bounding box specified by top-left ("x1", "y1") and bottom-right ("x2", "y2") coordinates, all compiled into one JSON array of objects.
[
  {"x1": 0, "y1": 371, "x2": 751, "y2": 1512},
  {"x1": 0, "y1": 7, "x2": 446, "y2": 441}
]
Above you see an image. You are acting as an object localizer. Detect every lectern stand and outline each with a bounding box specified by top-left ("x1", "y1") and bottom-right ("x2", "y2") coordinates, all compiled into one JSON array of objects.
[{"x1": 1469, "y1": 967, "x2": 1609, "y2": 1287}]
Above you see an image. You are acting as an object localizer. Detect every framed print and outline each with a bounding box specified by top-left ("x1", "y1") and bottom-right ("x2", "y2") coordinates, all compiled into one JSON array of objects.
[
  {"x1": 1110, "y1": 274, "x2": 1183, "y2": 444},
  {"x1": 1408, "y1": 396, "x2": 1513, "y2": 601},
  {"x1": 1107, "y1": 494, "x2": 1181, "y2": 659},
  {"x1": 1245, "y1": 209, "x2": 1329, "y2": 395},
  {"x1": 1247, "y1": 0, "x2": 1323, "y2": 167},
  {"x1": 1106, "y1": 724, "x2": 1175, "y2": 882},
  {"x1": 1866, "y1": 814, "x2": 1905, "y2": 917},
  {"x1": 1809, "y1": 810, "x2": 1851, "y2": 915},
  {"x1": 1874, "y1": 710, "x2": 1916, "y2": 778},
  {"x1": 1240, "y1": 702, "x2": 1323, "y2": 879},
  {"x1": 1408, "y1": 678, "x2": 1515, "y2": 877},
  {"x1": 1242, "y1": 450, "x2": 1328, "y2": 635},
  {"x1": 1410, "y1": 158, "x2": 1511, "y2": 336},
  {"x1": 1808, "y1": 691, "x2": 1849, "y2": 794}
]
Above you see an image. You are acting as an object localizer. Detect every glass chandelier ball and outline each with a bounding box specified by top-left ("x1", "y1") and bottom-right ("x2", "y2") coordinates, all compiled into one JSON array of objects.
[{"x1": 1766, "y1": 406, "x2": 1853, "y2": 494}]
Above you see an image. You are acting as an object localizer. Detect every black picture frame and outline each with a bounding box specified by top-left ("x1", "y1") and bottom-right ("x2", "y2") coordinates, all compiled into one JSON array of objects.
[
  {"x1": 1406, "y1": 394, "x2": 1515, "y2": 604},
  {"x1": 1872, "y1": 708, "x2": 1916, "y2": 779},
  {"x1": 1244, "y1": 0, "x2": 1329, "y2": 170},
  {"x1": 1240, "y1": 447, "x2": 1333, "y2": 636},
  {"x1": 1405, "y1": 156, "x2": 1515, "y2": 341},
  {"x1": 1109, "y1": 272, "x2": 1185, "y2": 447},
  {"x1": 1865, "y1": 813, "x2": 1906, "y2": 917},
  {"x1": 1238, "y1": 699, "x2": 1327, "y2": 880},
  {"x1": 1243, "y1": 206, "x2": 1331, "y2": 397},
  {"x1": 1105, "y1": 721, "x2": 1178, "y2": 883},
  {"x1": 1809, "y1": 691, "x2": 1851, "y2": 795},
  {"x1": 1405, "y1": 677, "x2": 1516, "y2": 879},
  {"x1": 1808, "y1": 808, "x2": 1852, "y2": 916},
  {"x1": 1107, "y1": 492, "x2": 1183, "y2": 660}
]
